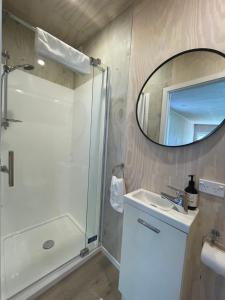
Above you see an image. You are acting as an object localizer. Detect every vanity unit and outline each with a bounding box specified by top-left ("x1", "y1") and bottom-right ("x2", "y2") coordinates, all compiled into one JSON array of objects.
[{"x1": 119, "y1": 189, "x2": 198, "y2": 300}]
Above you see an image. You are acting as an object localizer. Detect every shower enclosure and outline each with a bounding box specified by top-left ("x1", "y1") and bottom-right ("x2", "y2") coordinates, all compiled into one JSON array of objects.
[{"x1": 0, "y1": 11, "x2": 109, "y2": 300}]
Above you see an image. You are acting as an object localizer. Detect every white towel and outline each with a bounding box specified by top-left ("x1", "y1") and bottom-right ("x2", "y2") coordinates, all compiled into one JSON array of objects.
[
  {"x1": 35, "y1": 28, "x2": 91, "y2": 75},
  {"x1": 110, "y1": 176, "x2": 126, "y2": 213}
]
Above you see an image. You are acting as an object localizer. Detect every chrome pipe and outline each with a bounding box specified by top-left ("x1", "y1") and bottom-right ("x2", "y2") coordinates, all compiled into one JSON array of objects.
[
  {"x1": 99, "y1": 67, "x2": 110, "y2": 244},
  {"x1": 3, "y1": 9, "x2": 36, "y2": 32},
  {"x1": 2, "y1": 71, "x2": 8, "y2": 129}
]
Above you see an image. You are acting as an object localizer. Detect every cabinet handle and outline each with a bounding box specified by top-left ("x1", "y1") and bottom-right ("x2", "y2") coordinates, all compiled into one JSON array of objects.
[{"x1": 137, "y1": 218, "x2": 160, "y2": 234}]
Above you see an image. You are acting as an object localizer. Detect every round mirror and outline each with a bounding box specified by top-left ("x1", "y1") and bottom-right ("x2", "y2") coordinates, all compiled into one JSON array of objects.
[{"x1": 136, "y1": 48, "x2": 225, "y2": 147}]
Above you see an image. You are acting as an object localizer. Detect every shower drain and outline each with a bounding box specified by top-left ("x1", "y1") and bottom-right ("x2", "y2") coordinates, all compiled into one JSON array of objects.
[{"x1": 43, "y1": 240, "x2": 55, "y2": 250}]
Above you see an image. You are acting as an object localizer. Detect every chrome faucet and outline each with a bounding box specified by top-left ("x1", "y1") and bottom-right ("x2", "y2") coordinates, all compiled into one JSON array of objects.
[{"x1": 161, "y1": 185, "x2": 188, "y2": 214}]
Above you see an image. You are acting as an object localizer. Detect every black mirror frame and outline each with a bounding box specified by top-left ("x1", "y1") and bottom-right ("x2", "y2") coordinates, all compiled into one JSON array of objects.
[{"x1": 136, "y1": 48, "x2": 225, "y2": 148}]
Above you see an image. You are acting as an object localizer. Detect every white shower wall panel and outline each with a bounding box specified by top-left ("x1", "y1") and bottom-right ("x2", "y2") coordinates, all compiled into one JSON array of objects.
[{"x1": 2, "y1": 70, "x2": 75, "y2": 236}]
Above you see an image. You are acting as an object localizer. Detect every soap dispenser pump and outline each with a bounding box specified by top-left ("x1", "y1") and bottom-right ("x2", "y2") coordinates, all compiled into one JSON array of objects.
[{"x1": 185, "y1": 175, "x2": 198, "y2": 210}]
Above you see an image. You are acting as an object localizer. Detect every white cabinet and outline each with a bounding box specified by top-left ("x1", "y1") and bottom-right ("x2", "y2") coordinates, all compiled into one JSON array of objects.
[{"x1": 119, "y1": 203, "x2": 187, "y2": 300}]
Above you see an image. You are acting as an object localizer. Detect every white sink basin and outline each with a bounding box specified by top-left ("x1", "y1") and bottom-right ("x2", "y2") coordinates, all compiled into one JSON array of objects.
[
  {"x1": 124, "y1": 189, "x2": 199, "y2": 233},
  {"x1": 130, "y1": 189, "x2": 174, "y2": 211}
]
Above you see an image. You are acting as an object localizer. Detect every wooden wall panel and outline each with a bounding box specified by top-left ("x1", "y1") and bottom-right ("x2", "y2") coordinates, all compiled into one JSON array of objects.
[{"x1": 125, "y1": 0, "x2": 225, "y2": 299}]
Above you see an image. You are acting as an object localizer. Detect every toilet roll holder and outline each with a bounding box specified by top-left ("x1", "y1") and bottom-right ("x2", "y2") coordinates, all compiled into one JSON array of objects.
[{"x1": 204, "y1": 229, "x2": 225, "y2": 252}]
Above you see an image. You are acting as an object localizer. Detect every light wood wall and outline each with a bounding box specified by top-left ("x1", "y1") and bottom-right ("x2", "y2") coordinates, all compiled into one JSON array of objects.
[{"x1": 125, "y1": 0, "x2": 225, "y2": 299}]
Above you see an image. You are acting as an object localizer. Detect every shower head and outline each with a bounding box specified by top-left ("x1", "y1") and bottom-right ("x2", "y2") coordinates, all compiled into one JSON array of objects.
[
  {"x1": 22, "y1": 64, "x2": 34, "y2": 71},
  {"x1": 9, "y1": 64, "x2": 34, "y2": 72},
  {"x1": 3, "y1": 64, "x2": 34, "y2": 73}
]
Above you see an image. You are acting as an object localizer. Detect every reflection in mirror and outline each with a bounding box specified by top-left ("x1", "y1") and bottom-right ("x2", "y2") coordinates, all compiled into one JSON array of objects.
[{"x1": 137, "y1": 49, "x2": 225, "y2": 147}]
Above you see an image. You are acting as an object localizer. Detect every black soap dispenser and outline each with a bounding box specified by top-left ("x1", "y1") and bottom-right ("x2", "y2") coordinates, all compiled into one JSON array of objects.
[{"x1": 185, "y1": 175, "x2": 198, "y2": 210}]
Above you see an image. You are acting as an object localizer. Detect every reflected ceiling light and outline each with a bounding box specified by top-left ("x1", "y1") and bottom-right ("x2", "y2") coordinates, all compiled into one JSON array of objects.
[
  {"x1": 16, "y1": 89, "x2": 24, "y2": 94},
  {"x1": 37, "y1": 59, "x2": 45, "y2": 66}
]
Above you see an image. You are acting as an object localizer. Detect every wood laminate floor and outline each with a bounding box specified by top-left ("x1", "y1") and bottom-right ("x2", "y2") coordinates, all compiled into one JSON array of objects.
[{"x1": 35, "y1": 252, "x2": 121, "y2": 300}]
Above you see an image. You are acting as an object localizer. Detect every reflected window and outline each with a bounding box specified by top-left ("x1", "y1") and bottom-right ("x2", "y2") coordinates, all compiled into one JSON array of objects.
[{"x1": 160, "y1": 77, "x2": 225, "y2": 146}]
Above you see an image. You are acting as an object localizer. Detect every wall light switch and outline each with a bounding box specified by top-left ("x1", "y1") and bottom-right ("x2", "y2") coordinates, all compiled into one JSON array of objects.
[{"x1": 199, "y1": 179, "x2": 225, "y2": 198}]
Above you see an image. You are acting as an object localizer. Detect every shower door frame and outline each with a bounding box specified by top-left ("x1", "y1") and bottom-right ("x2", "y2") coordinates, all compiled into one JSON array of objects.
[
  {"x1": 98, "y1": 66, "x2": 110, "y2": 245},
  {"x1": 0, "y1": 0, "x2": 3, "y2": 299}
]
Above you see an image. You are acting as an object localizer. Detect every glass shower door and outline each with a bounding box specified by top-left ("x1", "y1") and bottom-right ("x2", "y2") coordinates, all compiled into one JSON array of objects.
[
  {"x1": 0, "y1": 62, "x2": 107, "y2": 299},
  {"x1": 71, "y1": 66, "x2": 108, "y2": 254},
  {"x1": 85, "y1": 67, "x2": 108, "y2": 252}
]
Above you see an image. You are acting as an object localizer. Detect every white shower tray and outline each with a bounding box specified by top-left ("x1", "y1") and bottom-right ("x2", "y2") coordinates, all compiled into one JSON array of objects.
[{"x1": 2, "y1": 214, "x2": 85, "y2": 299}]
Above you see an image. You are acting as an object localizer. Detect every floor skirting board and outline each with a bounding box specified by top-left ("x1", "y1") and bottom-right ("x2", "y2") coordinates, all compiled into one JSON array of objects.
[{"x1": 101, "y1": 246, "x2": 120, "y2": 271}]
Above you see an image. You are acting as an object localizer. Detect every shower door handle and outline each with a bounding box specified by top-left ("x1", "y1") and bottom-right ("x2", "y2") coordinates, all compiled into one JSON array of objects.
[{"x1": 0, "y1": 151, "x2": 14, "y2": 187}]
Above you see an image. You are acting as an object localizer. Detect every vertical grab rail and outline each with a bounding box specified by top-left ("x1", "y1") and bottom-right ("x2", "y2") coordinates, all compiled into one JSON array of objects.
[
  {"x1": 8, "y1": 151, "x2": 14, "y2": 187},
  {"x1": 0, "y1": 151, "x2": 14, "y2": 187}
]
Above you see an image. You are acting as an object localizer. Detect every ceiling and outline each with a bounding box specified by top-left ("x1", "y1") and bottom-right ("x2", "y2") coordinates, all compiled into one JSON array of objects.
[
  {"x1": 170, "y1": 79, "x2": 225, "y2": 124},
  {"x1": 3, "y1": 0, "x2": 133, "y2": 47}
]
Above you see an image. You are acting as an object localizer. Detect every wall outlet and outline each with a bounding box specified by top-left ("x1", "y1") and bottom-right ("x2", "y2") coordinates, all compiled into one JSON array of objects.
[{"x1": 199, "y1": 179, "x2": 225, "y2": 198}]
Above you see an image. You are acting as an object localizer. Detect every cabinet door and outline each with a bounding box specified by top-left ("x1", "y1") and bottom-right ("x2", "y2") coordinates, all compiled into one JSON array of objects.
[{"x1": 119, "y1": 204, "x2": 187, "y2": 300}]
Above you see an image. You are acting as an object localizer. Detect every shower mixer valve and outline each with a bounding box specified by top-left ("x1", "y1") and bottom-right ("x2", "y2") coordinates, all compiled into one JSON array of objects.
[
  {"x1": 1, "y1": 118, "x2": 23, "y2": 129},
  {"x1": 1, "y1": 50, "x2": 34, "y2": 129}
]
